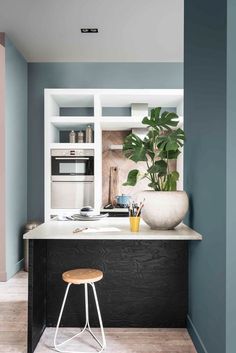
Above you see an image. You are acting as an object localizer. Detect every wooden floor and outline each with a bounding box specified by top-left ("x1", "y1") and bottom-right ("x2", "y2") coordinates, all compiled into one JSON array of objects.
[
  {"x1": 0, "y1": 271, "x2": 197, "y2": 353},
  {"x1": 0, "y1": 271, "x2": 27, "y2": 353}
]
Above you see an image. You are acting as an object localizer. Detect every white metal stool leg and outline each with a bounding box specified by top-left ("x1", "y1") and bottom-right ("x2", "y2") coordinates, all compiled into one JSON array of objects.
[
  {"x1": 54, "y1": 283, "x2": 72, "y2": 349},
  {"x1": 89, "y1": 283, "x2": 106, "y2": 350},
  {"x1": 53, "y1": 282, "x2": 106, "y2": 353},
  {"x1": 54, "y1": 284, "x2": 88, "y2": 352}
]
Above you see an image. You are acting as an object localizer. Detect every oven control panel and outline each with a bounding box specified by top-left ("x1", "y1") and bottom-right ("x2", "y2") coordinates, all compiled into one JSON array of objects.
[{"x1": 51, "y1": 149, "x2": 94, "y2": 157}]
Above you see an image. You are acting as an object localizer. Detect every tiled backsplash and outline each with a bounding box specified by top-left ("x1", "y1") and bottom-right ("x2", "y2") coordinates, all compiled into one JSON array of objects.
[
  {"x1": 102, "y1": 130, "x2": 177, "y2": 206},
  {"x1": 102, "y1": 131, "x2": 149, "y2": 206}
]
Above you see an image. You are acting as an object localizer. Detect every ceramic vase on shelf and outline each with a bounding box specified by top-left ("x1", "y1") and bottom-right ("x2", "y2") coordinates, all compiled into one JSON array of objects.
[{"x1": 138, "y1": 190, "x2": 189, "y2": 230}]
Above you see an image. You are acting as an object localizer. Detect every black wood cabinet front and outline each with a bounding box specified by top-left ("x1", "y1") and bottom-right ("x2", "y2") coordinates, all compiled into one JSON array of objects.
[{"x1": 28, "y1": 239, "x2": 187, "y2": 353}]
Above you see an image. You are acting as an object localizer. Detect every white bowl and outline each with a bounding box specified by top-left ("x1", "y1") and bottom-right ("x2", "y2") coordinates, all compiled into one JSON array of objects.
[{"x1": 80, "y1": 209, "x2": 97, "y2": 216}]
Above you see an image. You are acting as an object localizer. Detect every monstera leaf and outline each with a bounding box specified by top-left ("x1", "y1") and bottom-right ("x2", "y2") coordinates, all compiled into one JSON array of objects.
[
  {"x1": 123, "y1": 169, "x2": 140, "y2": 186},
  {"x1": 158, "y1": 149, "x2": 181, "y2": 160},
  {"x1": 144, "y1": 129, "x2": 159, "y2": 159},
  {"x1": 156, "y1": 128, "x2": 185, "y2": 152},
  {"x1": 142, "y1": 108, "x2": 179, "y2": 131},
  {"x1": 147, "y1": 160, "x2": 167, "y2": 177},
  {"x1": 123, "y1": 133, "x2": 147, "y2": 162},
  {"x1": 157, "y1": 111, "x2": 179, "y2": 130},
  {"x1": 142, "y1": 107, "x2": 162, "y2": 128}
]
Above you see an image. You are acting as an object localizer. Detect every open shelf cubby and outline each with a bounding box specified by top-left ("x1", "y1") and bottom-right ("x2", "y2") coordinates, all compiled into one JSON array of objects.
[
  {"x1": 44, "y1": 89, "x2": 184, "y2": 220},
  {"x1": 49, "y1": 117, "x2": 95, "y2": 143}
]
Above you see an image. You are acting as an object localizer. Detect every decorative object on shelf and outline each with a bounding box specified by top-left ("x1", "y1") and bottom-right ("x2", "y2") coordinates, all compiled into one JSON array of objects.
[
  {"x1": 86, "y1": 124, "x2": 93, "y2": 143},
  {"x1": 109, "y1": 166, "x2": 119, "y2": 206},
  {"x1": 80, "y1": 206, "x2": 96, "y2": 217},
  {"x1": 69, "y1": 130, "x2": 76, "y2": 143},
  {"x1": 123, "y1": 107, "x2": 188, "y2": 230},
  {"x1": 77, "y1": 130, "x2": 84, "y2": 143},
  {"x1": 115, "y1": 194, "x2": 131, "y2": 208}
]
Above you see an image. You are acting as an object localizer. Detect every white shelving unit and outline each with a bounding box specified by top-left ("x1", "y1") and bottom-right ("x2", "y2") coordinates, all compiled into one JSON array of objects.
[
  {"x1": 44, "y1": 89, "x2": 184, "y2": 221},
  {"x1": 50, "y1": 116, "x2": 96, "y2": 127},
  {"x1": 101, "y1": 116, "x2": 144, "y2": 130},
  {"x1": 49, "y1": 143, "x2": 95, "y2": 149}
]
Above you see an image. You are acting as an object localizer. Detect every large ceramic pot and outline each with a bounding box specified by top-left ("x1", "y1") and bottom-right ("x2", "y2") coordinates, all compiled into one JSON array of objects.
[{"x1": 138, "y1": 191, "x2": 189, "y2": 230}]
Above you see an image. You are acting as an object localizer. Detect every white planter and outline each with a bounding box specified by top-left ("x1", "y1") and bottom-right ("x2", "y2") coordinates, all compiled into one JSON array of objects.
[{"x1": 138, "y1": 191, "x2": 189, "y2": 230}]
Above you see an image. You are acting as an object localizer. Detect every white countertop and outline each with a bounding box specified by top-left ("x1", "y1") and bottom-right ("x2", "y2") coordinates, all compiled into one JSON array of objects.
[{"x1": 23, "y1": 217, "x2": 202, "y2": 240}]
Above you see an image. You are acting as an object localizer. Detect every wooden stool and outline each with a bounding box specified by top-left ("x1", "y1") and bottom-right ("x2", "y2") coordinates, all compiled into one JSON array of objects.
[{"x1": 54, "y1": 268, "x2": 106, "y2": 353}]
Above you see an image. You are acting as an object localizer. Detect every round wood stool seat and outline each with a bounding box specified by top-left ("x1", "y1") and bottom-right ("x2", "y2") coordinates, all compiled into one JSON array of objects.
[
  {"x1": 55, "y1": 268, "x2": 106, "y2": 352},
  {"x1": 62, "y1": 268, "x2": 103, "y2": 285}
]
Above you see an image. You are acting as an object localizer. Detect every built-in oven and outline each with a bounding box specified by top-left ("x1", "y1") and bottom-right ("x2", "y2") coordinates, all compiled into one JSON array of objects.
[{"x1": 51, "y1": 149, "x2": 94, "y2": 209}]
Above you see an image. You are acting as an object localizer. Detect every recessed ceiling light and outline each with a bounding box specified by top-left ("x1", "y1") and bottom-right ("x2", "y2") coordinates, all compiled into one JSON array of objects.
[{"x1": 81, "y1": 28, "x2": 98, "y2": 33}]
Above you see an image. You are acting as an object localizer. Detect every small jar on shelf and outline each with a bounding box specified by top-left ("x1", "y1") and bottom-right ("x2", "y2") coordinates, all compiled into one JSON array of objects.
[
  {"x1": 85, "y1": 125, "x2": 93, "y2": 143},
  {"x1": 77, "y1": 130, "x2": 84, "y2": 143},
  {"x1": 69, "y1": 130, "x2": 76, "y2": 143}
]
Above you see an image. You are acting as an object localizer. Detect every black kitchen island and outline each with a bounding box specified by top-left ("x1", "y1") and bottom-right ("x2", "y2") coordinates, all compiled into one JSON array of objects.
[{"x1": 24, "y1": 218, "x2": 202, "y2": 353}]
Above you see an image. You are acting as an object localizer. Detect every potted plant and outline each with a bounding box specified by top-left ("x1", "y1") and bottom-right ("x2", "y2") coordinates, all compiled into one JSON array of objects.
[{"x1": 123, "y1": 107, "x2": 188, "y2": 229}]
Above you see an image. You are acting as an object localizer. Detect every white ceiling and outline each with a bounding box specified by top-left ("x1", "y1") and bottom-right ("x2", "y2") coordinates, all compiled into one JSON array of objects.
[{"x1": 0, "y1": 0, "x2": 183, "y2": 62}]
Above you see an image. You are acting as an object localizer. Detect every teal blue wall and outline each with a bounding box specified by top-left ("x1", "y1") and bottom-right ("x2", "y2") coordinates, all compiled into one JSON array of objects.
[
  {"x1": 5, "y1": 37, "x2": 27, "y2": 279},
  {"x1": 27, "y1": 63, "x2": 183, "y2": 220},
  {"x1": 226, "y1": 0, "x2": 236, "y2": 352},
  {"x1": 184, "y1": 1, "x2": 227, "y2": 353}
]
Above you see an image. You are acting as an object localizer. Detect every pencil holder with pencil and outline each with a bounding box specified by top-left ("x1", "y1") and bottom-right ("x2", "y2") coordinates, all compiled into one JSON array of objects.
[
  {"x1": 129, "y1": 216, "x2": 141, "y2": 232},
  {"x1": 128, "y1": 200, "x2": 145, "y2": 233}
]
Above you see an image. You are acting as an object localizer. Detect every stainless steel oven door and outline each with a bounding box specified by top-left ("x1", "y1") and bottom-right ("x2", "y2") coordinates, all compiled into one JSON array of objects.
[
  {"x1": 51, "y1": 149, "x2": 94, "y2": 176},
  {"x1": 51, "y1": 176, "x2": 94, "y2": 209}
]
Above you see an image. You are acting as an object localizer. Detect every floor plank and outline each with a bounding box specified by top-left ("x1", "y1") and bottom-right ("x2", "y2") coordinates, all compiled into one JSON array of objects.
[{"x1": 0, "y1": 271, "x2": 197, "y2": 353}]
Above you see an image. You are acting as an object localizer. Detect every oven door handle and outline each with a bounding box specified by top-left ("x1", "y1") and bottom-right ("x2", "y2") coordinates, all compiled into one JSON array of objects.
[
  {"x1": 51, "y1": 175, "x2": 94, "y2": 182},
  {"x1": 54, "y1": 157, "x2": 90, "y2": 160}
]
